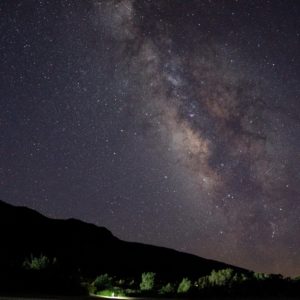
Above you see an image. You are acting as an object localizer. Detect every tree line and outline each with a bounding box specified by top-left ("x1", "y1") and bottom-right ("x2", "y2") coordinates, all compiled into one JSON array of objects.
[{"x1": 1, "y1": 254, "x2": 300, "y2": 297}]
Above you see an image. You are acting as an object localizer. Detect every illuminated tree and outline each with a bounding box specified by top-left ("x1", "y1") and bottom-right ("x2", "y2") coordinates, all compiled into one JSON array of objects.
[
  {"x1": 208, "y1": 269, "x2": 234, "y2": 286},
  {"x1": 93, "y1": 274, "x2": 113, "y2": 291},
  {"x1": 140, "y1": 272, "x2": 155, "y2": 291},
  {"x1": 177, "y1": 278, "x2": 191, "y2": 293}
]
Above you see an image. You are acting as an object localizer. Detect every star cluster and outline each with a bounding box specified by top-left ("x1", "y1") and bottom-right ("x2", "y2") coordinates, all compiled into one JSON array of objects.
[{"x1": 0, "y1": 0, "x2": 299, "y2": 276}]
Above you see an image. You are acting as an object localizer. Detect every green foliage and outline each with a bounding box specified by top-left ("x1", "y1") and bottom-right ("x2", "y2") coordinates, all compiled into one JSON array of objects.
[
  {"x1": 84, "y1": 282, "x2": 96, "y2": 295},
  {"x1": 97, "y1": 288, "x2": 126, "y2": 297},
  {"x1": 208, "y1": 268, "x2": 234, "y2": 287},
  {"x1": 177, "y1": 277, "x2": 192, "y2": 293},
  {"x1": 90, "y1": 275, "x2": 135, "y2": 296},
  {"x1": 197, "y1": 270, "x2": 249, "y2": 290},
  {"x1": 93, "y1": 274, "x2": 113, "y2": 291},
  {"x1": 22, "y1": 254, "x2": 54, "y2": 271},
  {"x1": 253, "y1": 272, "x2": 270, "y2": 281},
  {"x1": 232, "y1": 272, "x2": 249, "y2": 284},
  {"x1": 197, "y1": 275, "x2": 210, "y2": 289},
  {"x1": 140, "y1": 272, "x2": 155, "y2": 291},
  {"x1": 159, "y1": 282, "x2": 175, "y2": 295},
  {"x1": 124, "y1": 288, "x2": 138, "y2": 296}
]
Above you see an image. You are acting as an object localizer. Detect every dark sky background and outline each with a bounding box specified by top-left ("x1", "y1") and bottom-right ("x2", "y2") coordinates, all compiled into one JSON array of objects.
[{"x1": 1, "y1": 0, "x2": 300, "y2": 276}]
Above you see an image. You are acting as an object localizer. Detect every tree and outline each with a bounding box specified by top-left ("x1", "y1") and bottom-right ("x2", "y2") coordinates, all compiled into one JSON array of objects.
[
  {"x1": 93, "y1": 274, "x2": 113, "y2": 291},
  {"x1": 208, "y1": 269, "x2": 235, "y2": 287},
  {"x1": 140, "y1": 272, "x2": 155, "y2": 291},
  {"x1": 177, "y1": 278, "x2": 191, "y2": 293},
  {"x1": 22, "y1": 254, "x2": 53, "y2": 271},
  {"x1": 253, "y1": 272, "x2": 270, "y2": 281},
  {"x1": 206, "y1": 269, "x2": 252, "y2": 288}
]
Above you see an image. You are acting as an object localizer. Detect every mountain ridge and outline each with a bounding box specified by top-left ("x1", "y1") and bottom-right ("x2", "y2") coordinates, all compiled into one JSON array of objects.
[{"x1": 0, "y1": 199, "x2": 247, "y2": 279}]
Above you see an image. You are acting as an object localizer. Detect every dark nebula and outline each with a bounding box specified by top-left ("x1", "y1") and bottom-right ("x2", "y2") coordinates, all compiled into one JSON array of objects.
[{"x1": 0, "y1": 0, "x2": 299, "y2": 276}]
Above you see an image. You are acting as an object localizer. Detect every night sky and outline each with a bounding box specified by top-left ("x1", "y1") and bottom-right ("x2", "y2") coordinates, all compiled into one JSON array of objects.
[{"x1": 1, "y1": 0, "x2": 300, "y2": 276}]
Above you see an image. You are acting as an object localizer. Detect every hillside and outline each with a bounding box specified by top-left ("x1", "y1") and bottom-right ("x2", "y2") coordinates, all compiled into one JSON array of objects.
[
  {"x1": 0, "y1": 199, "x2": 242, "y2": 279},
  {"x1": 1, "y1": 200, "x2": 298, "y2": 297}
]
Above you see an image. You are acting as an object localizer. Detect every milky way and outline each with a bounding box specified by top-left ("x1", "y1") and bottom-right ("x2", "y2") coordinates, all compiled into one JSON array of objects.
[{"x1": 1, "y1": 0, "x2": 299, "y2": 276}]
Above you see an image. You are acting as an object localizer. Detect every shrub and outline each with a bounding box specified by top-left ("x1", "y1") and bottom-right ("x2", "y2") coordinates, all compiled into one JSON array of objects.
[
  {"x1": 208, "y1": 269, "x2": 234, "y2": 287},
  {"x1": 197, "y1": 275, "x2": 210, "y2": 289},
  {"x1": 84, "y1": 282, "x2": 96, "y2": 294},
  {"x1": 97, "y1": 288, "x2": 126, "y2": 297},
  {"x1": 22, "y1": 254, "x2": 53, "y2": 271},
  {"x1": 159, "y1": 282, "x2": 175, "y2": 295},
  {"x1": 177, "y1": 278, "x2": 191, "y2": 293},
  {"x1": 253, "y1": 272, "x2": 270, "y2": 281},
  {"x1": 93, "y1": 274, "x2": 113, "y2": 291},
  {"x1": 140, "y1": 272, "x2": 155, "y2": 291},
  {"x1": 232, "y1": 272, "x2": 249, "y2": 284}
]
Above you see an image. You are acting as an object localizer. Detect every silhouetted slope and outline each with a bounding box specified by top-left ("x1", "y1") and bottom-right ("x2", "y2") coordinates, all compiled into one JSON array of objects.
[{"x1": 0, "y1": 200, "x2": 244, "y2": 279}]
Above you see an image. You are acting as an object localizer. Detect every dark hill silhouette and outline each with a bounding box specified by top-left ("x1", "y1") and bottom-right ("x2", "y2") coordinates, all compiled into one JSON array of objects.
[{"x1": 0, "y1": 199, "x2": 245, "y2": 279}]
